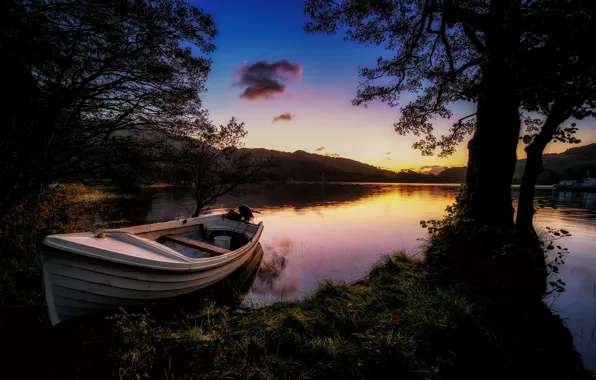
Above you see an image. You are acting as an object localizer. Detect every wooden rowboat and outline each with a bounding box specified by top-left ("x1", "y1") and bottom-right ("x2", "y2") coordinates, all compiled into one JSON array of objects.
[{"x1": 41, "y1": 214, "x2": 264, "y2": 325}]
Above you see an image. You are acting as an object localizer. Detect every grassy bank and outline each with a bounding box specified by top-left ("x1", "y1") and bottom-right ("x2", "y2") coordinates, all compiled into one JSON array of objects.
[{"x1": 14, "y1": 253, "x2": 586, "y2": 380}]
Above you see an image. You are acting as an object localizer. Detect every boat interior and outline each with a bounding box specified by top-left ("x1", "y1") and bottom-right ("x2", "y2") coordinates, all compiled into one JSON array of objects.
[
  {"x1": 156, "y1": 226, "x2": 249, "y2": 259},
  {"x1": 123, "y1": 216, "x2": 261, "y2": 259}
]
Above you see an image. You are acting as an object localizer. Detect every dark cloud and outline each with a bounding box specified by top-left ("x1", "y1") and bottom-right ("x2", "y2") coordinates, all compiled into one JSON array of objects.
[
  {"x1": 272, "y1": 113, "x2": 295, "y2": 123},
  {"x1": 314, "y1": 146, "x2": 325, "y2": 152},
  {"x1": 236, "y1": 60, "x2": 303, "y2": 101},
  {"x1": 386, "y1": 151, "x2": 391, "y2": 155}
]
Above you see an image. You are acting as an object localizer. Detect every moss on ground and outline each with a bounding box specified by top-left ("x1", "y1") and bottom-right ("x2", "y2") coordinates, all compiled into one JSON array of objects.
[{"x1": 44, "y1": 253, "x2": 590, "y2": 380}]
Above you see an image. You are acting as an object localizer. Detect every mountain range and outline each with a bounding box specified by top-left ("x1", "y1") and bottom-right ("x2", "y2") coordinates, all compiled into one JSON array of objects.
[
  {"x1": 513, "y1": 143, "x2": 596, "y2": 184},
  {"x1": 245, "y1": 143, "x2": 596, "y2": 184},
  {"x1": 245, "y1": 148, "x2": 458, "y2": 183}
]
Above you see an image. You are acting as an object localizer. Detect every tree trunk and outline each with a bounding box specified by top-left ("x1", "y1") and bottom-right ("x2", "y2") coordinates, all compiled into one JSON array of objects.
[
  {"x1": 192, "y1": 185, "x2": 202, "y2": 217},
  {"x1": 192, "y1": 206, "x2": 200, "y2": 218},
  {"x1": 459, "y1": 6, "x2": 521, "y2": 228},
  {"x1": 516, "y1": 147, "x2": 542, "y2": 230},
  {"x1": 514, "y1": 111, "x2": 567, "y2": 299},
  {"x1": 516, "y1": 111, "x2": 565, "y2": 229},
  {"x1": 462, "y1": 87, "x2": 519, "y2": 228}
]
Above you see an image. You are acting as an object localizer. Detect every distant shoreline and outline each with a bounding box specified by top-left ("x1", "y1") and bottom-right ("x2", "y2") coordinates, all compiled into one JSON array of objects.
[{"x1": 78, "y1": 180, "x2": 562, "y2": 189}]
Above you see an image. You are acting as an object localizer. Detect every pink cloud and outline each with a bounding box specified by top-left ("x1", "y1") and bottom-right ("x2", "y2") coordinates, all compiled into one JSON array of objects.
[
  {"x1": 235, "y1": 60, "x2": 303, "y2": 101},
  {"x1": 320, "y1": 94, "x2": 328, "y2": 101},
  {"x1": 272, "y1": 112, "x2": 295, "y2": 123}
]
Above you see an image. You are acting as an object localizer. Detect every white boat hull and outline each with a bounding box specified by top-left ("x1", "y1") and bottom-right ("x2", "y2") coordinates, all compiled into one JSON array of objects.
[{"x1": 41, "y1": 214, "x2": 263, "y2": 325}]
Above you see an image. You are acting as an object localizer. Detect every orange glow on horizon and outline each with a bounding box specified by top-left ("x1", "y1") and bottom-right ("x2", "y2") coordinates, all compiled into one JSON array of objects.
[
  {"x1": 245, "y1": 132, "x2": 596, "y2": 174},
  {"x1": 208, "y1": 89, "x2": 596, "y2": 173}
]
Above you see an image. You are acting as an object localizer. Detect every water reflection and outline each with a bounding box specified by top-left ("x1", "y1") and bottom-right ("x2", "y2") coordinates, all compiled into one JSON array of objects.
[
  {"x1": 530, "y1": 190, "x2": 596, "y2": 370},
  {"x1": 101, "y1": 183, "x2": 596, "y2": 370},
  {"x1": 250, "y1": 238, "x2": 300, "y2": 302},
  {"x1": 146, "y1": 244, "x2": 265, "y2": 318}
]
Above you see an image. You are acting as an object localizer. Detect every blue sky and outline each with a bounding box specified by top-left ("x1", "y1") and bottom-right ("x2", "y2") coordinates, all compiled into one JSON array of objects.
[{"x1": 192, "y1": 0, "x2": 595, "y2": 171}]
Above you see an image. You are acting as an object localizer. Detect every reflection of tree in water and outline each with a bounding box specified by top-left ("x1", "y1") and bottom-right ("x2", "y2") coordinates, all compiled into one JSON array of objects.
[
  {"x1": 95, "y1": 189, "x2": 155, "y2": 228},
  {"x1": 252, "y1": 238, "x2": 301, "y2": 295},
  {"x1": 138, "y1": 244, "x2": 265, "y2": 319},
  {"x1": 554, "y1": 191, "x2": 596, "y2": 211},
  {"x1": 97, "y1": 187, "x2": 198, "y2": 227},
  {"x1": 117, "y1": 184, "x2": 462, "y2": 223},
  {"x1": 214, "y1": 183, "x2": 459, "y2": 212},
  {"x1": 534, "y1": 189, "x2": 596, "y2": 213},
  {"x1": 223, "y1": 244, "x2": 265, "y2": 299}
]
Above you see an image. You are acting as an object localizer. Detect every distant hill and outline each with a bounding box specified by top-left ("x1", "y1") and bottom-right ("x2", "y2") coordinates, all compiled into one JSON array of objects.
[
  {"x1": 422, "y1": 144, "x2": 596, "y2": 185},
  {"x1": 514, "y1": 143, "x2": 596, "y2": 184},
  {"x1": 244, "y1": 148, "x2": 459, "y2": 183},
  {"x1": 439, "y1": 167, "x2": 467, "y2": 183},
  {"x1": 157, "y1": 134, "x2": 595, "y2": 185}
]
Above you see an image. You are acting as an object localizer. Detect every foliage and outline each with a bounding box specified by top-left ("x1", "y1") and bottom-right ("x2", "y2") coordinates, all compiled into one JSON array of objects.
[
  {"x1": 420, "y1": 187, "x2": 573, "y2": 297},
  {"x1": 2, "y1": 0, "x2": 217, "y2": 218},
  {"x1": 0, "y1": 184, "x2": 123, "y2": 313},
  {"x1": 305, "y1": 0, "x2": 483, "y2": 157},
  {"x1": 520, "y1": 119, "x2": 581, "y2": 146},
  {"x1": 514, "y1": 0, "x2": 596, "y2": 227},
  {"x1": 170, "y1": 118, "x2": 276, "y2": 217},
  {"x1": 419, "y1": 199, "x2": 551, "y2": 301},
  {"x1": 540, "y1": 227, "x2": 572, "y2": 295},
  {"x1": 519, "y1": 0, "x2": 596, "y2": 128},
  {"x1": 515, "y1": 0, "x2": 594, "y2": 152},
  {"x1": 36, "y1": 185, "x2": 100, "y2": 234},
  {"x1": 107, "y1": 308, "x2": 156, "y2": 380},
  {"x1": 420, "y1": 200, "x2": 465, "y2": 234}
]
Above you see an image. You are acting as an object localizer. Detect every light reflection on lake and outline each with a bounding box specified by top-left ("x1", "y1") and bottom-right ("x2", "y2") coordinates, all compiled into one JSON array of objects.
[{"x1": 104, "y1": 183, "x2": 596, "y2": 370}]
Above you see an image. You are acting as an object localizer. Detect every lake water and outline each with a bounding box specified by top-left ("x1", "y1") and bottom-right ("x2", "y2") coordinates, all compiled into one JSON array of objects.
[{"x1": 104, "y1": 183, "x2": 596, "y2": 370}]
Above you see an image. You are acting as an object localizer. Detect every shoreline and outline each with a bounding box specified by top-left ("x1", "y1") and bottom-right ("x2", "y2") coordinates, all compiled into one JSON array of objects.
[{"x1": 56, "y1": 254, "x2": 595, "y2": 378}]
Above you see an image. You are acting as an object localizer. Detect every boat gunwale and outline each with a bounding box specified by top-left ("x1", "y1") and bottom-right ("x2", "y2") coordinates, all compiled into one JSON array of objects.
[
  {"x1": 43, "y1": 249, "x2": 256, "y2": 289},
  {"x1": 41, "y1": 215, "x2": 264, "y2": 272}
]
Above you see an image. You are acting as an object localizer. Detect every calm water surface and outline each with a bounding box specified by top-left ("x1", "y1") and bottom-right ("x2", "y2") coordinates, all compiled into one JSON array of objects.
[{"x1": 106, "y1": 183, "x2": 596, "y2": 370}]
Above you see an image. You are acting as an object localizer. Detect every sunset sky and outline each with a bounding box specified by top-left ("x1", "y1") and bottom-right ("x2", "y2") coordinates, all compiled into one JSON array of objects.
[{"x1": 196, "y1": 0, "x2": 596, "y2": 172}]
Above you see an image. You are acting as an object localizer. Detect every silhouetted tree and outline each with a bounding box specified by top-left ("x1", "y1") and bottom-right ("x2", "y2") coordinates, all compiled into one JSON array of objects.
[
  {"x1": 173, "y1": 118, "x2": 276, "y2": 217},
  {"x1": 1, "y1": 0, "x2": 216, "y2": 219},
  {"x1": 305, "y1": 0, "x2": 596, "y2": 229},
  {"x1": 516, "y1": 0, "x2": 596, "y2": 229}
]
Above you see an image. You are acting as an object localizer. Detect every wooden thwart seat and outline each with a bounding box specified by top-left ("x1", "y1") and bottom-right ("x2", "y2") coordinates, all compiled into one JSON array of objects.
[{"x1": 161, "y1": 234, "x2": 230, "y2": 255}]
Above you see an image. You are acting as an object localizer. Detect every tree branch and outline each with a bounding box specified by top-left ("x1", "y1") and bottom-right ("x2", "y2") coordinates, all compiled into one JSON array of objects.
[{"x1": 461, "y1": 22, "x2": 485, "y2": 53}]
